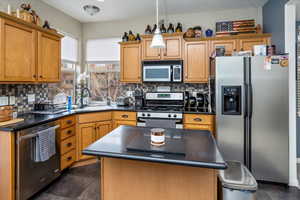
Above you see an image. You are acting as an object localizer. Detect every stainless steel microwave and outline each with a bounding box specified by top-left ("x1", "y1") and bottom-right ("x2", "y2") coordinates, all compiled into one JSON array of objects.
[{"x1": 142, "y1": 60, "x2": 183, "y2": 83}]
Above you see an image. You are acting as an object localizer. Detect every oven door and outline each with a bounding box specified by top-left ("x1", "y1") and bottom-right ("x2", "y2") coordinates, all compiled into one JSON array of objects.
[{"x1": 143, "y1": 66, "x2": 171, "y2": 82}]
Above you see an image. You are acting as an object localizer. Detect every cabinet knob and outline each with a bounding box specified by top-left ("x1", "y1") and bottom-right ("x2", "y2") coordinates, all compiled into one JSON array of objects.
[
  {"x1": 67, "y1": 130, "x2": 72, "y2": 135},
  {"x1": 67, "y1": 156, "x2": 72, "y2": 161},
  {"x1": 66, "y1": 142, "x2": 72, "y2": 147},
  {"x1": 121, "y1": 114, "x2": 129, "y2": 118},
  {"x1": 33, "y1": 75, "x2": 37, "y2": 78},
  {"x1": 39, "y1": 75, "x2": 43, "y2": 78},
  {"x1": 67, "y1": 120, "x2": 73, "y2": 124}
]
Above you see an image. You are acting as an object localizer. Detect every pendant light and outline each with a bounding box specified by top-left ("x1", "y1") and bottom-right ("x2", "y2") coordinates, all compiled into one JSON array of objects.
[{"x1": 150, "y1": 0, "x2": 165, "y2": 48}]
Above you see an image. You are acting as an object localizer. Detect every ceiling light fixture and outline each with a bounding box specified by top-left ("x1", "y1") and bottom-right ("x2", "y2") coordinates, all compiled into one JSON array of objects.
[
  {"x1": 83, "y1": 5, "x2": 100, "y2": 16},
  {"x1": 150, "y1": 0, "x2": 165, "y2": 49}
]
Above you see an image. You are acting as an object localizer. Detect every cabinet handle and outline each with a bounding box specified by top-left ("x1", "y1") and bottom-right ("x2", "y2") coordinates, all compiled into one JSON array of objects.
[
  {"x1": 121, "y1": 114, "x2": 129, "y2": 118},
  {"x1": 67, "y1": 130, "x2": 72, "y2": 135},
  {"x1": 66, "y1": 142, "x2": 72, "y2": 147},
  {"x1": 66, "y1": 120, "x2": 73, "y2": 124},
  {"x1": 33, "y1": 75, "x2": 37, "y2": 78},
  {"x1": 67, "y1": 156, "x2": 72, "y2": 161},
  {"x1": 39, "y1": 75, "x2": 43, "y2": 78},
  {"x1": 194, "y1": 118, "x2": 202, "y2": 122}
]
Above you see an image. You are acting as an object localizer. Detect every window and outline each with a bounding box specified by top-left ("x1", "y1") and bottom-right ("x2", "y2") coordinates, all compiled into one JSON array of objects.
[
  {"x1": 86, "y1": 37, "x2": 121, "y2": 104},
  {"x1": 49, "y1": 34, "x2": 79, "y2": 103}
]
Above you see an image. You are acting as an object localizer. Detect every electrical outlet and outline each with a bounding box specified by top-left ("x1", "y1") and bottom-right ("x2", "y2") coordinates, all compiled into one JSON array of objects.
[
  {"x1": 27, "y1": 94, "x2": 35, "y2": 104},
  {"x1": 9, "y1": 96, "x2": 16, "y2": 105},
  {"x1": 0, "y1": 96, "x2": 9, "y2": 106}
]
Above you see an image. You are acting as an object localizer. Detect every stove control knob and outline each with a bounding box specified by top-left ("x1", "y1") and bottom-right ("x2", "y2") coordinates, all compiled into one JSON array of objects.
[
  {"x1": 142, "y1": 113, "x2": 145, "y2": 117},
  {"x1": 147, "y1": 113, "x2": 151, "y2": 117},
  {"x1": 173, "y1": 114, "x2": 177, "y2": 118},
  {"x1": 168, "y1": 114, "x2": 171, "y2": 118}
]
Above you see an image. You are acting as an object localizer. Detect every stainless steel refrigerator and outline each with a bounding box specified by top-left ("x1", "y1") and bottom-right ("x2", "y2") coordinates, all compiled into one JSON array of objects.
[{"x1": 215, "y1": 56, "x2": 289, "y2": 184}]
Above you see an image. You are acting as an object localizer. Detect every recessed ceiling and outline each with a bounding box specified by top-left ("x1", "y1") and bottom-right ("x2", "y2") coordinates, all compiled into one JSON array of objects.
[{"x1": 42, "y1": 0, "x2": 268, "y2": 23}]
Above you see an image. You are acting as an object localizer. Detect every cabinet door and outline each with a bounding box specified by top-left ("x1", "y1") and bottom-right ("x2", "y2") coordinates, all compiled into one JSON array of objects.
[
  {"x1": 210, "y1": 39, "x2": 237, "y2": 56},
  {"x1": 0, "y1": 19, "x2": 36, "y2": 82},
  {"x1": 238, "y1": 37, "x2": 270, "y2": 51},
  {"x1": 142, "y1": 38, "x2": 161, "y2": 60},
  {"x1": 113, "y1": 120, "x2": 136, "y2": 129},
  {"x1": 37, "y1": 32, "x2": 61, "y2": 82},
  {"x1": 78, "y1": 123, "x2": 96, "y2": 159},
  {"x1": 162, "y1": 36, "x2": 182, "y2": 60},
  {"x1": 184, "y1": 41, "x2": 208, "y2": 83},
  {"x1": 95, "y1": 121, "x2": 112, "y2": 141},
  {"x1": 120, "y1": 43, "x2": 141, "y2": 83}
]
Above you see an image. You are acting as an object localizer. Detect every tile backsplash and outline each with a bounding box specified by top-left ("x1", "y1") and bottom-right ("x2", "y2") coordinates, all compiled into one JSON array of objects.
[
  {"x1": 0, "y1": 82, "x2": 208, "y2": 114},
  {"x1": 0, "y1": 84, "x2": 49, "y2": 114}
]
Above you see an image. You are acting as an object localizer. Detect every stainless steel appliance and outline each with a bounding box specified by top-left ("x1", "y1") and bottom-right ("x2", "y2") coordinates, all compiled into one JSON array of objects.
[
  {"x1": 16, "y1": 121, "x2": 61, "y2": 200},
  {"x1": 215, "y1": 56, "x2": 289, "y2": 184},
  {"x1": 143, "y1": 60, "x2": 183, "y2": 82},
  {"x1": 137, "y1": 92, "x2": 184, "y2": 129}
]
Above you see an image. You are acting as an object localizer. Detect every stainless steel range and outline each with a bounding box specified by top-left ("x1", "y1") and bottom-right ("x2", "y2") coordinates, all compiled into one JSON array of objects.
[{"x1": 137, "y1": 92, "x2": 184, "y2": 129}]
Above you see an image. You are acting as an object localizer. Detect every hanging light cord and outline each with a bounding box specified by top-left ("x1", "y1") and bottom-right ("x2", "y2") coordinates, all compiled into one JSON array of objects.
[{"x1": 156, "y1": 0, "x2": 159, "y2": 27}]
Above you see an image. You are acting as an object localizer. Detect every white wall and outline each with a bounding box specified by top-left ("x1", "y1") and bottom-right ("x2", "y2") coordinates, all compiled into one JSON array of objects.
[
  {"x1": 0, "y1": 0, "x2": 83, "y2": 65},
  {"x1": 285, "y1": 0, "x2": 299, "y2": 187},
  {"x1": 83, "y1": 7, "x2": 262, "y2": 40}
]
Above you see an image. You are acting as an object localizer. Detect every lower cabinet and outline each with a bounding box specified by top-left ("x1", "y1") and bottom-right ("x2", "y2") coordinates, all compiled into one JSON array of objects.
[
  {"x1": 59, "y1": 116, "x2": 76, "y2": 170},
  {"x1": 183, "y1": 114, "x2": 215, "y2": 136},
  {"x1": 113, "y1": 120, "x2": 137, "y2": 129}
]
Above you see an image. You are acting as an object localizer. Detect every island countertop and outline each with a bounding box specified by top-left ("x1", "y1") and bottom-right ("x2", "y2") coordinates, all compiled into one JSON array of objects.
[{"x1": 83, "y1": 126, "x2": 227, "y2": 169}]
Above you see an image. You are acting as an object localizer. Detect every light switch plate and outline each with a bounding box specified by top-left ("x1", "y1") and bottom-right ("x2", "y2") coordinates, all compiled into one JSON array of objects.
[
  {"x1": 9, "y1": 96, "x2": 16, "y2": 105},
  {"x1": 0, "y1": 96, "x2": 9, "y2": 106},
  {"x1": 27, "y1": 94, "x2": 35, "y2": 104}
]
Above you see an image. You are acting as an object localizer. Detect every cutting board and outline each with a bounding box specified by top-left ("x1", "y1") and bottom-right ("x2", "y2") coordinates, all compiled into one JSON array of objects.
[{"x1": 0, "y1": 118, "x2": 24, "y2": 127}]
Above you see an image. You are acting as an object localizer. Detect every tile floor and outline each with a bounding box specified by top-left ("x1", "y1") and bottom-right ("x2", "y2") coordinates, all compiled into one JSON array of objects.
[{"x1": 31, "y1": 162, "x2": 300, "y2": 200}]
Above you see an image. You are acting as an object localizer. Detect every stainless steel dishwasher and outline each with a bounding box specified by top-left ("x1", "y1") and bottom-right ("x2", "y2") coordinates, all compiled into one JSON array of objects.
[{"x1": 16, "y1": 121, "x2": 61, "y2": 200}]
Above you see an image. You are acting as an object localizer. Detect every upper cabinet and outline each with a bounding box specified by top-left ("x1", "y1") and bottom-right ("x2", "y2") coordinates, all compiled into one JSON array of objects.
[
  {"x1": 38, "y1": 32, "x2": 61, "y2": 82},
  {"x1": 238, "y1": 37, "x2": 270, "y2": 51},
  {"x1": 184, "y1": 41, "x2": 209, "y2": 83},
  {"x1": 120, "y1": 42, "x2": 142, "y2": 83},
  {"x1": 142, "y1": 34, "x2": 183, "y2": 60},
  {"x1": 209, "y1": 39, "x2": 237, "y2": 56},
  {"x1": 0, "y1": 19, "x2": 37, "y2": 82},
  {"x1": 0, "y1": 12, "x2": 63, "y2": 83}
]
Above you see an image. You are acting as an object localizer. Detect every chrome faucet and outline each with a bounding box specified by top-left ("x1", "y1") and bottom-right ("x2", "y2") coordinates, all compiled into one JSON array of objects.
[{"x1": 80, "y1": 87, "x2": 91, "y2": 108}]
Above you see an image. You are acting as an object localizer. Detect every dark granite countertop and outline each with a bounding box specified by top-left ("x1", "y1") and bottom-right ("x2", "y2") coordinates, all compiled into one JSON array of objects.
[
  {"x1": 0, "y1": 106, "x2": 215, "y2": 132},
  {"x1": 83, "y1": 126, "x2": 227, "y2": 169}
]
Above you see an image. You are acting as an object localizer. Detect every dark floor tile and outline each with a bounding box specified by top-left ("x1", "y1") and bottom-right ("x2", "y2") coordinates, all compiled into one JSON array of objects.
[
  {"x1": 44, "y1": 173, "x2": 94, "y2": 198},
  {"x1": 68, "y1": 162, "x2": 100, "y2": 180},
  {"x1": 78, "y1": 179, "x2": 100, "y2": 200}
]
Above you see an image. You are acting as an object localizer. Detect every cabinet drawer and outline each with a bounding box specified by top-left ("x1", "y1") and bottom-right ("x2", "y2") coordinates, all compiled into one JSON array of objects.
[
  {"x1": 60, "y1": 126, "x2": 75, "y2": 141},
  {"x1": 60, "y1": 136, "x2": 76, "y2": 155},
  {"x1": 184, "y1": 124, "x2": 211, "y2": 131},
  {"x1": 61, "y1": 149, "x2": 76, "y2": 170},
  {"x1": 113, "y1": 111, "x2": 136, "y2": 121},
  {"x1": 184, "y1": 114, "x2": 213, "y2": 125},
  {"x1": 60, "y1": 115, "x2": 76, "y2": 129},
  {"x1": 78, "y1": 112, "x2": 112, "y2": 124}
]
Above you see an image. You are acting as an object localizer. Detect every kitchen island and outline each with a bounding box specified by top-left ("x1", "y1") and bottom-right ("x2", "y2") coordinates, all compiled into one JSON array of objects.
[{"x1": 83, "y1": 126, "x2": 226, "y2": 200}]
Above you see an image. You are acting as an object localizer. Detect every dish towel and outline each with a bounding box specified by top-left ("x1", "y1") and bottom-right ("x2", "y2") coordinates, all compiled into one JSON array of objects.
[
  {"x1": 145, "y1": 119, "x2": 176, "y2": 129},
  {"x1": 34, "y1": 126, "x2": 57, "y2": 162}
]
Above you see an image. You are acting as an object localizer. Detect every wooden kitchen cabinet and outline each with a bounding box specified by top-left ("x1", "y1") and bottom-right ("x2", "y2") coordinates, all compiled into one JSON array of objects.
[
  {"x1": 184, "y1": 41, "x2": 209, "y2": 83},
  {"x1": 162, "y1": 36, "x2": 182, "y2": 60},
  {"x1": 209, "y1": 39, "x2": 237, "y2": 56},
  {"x1": 120, "y1": 42, "x2": 142, "y2": 83},
  {"x1": 37, "y1": 32, "x2": 61, "y2": 82},
  {"x1": 95, "y1": 121, "x2": 112, "y2": 140},
  {"x1": 0, "y1": 19, "x2": 37, "y2": 82},
  {"x1": 112, "y1": 111, "x2": 137, "y2": 129},
  {"x1": 142, "y1": 34, "x2": 182, "y2": 60},
  {"x1": 184, "y1": 114, "x2": 215, "y2": 136},
  {"x1": 0, "y1": 12, "x2": 63, "y2": 83},
  {"x1": 142, "y1": 38, "x2": 161, "y2": 60},
  {"x1": 78, "y1": 122, "x2": 96, "y2": 160},
  {"x1": 113, "y1": 120, "x2": 137, "y2": 129},
  {"x1": 238, "y1": 37, "x2": 270, "y2": 51}
]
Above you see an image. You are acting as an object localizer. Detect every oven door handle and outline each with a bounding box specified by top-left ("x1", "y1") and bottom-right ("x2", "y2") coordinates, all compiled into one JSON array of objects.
[
  {"x1": 138, "y1": 118, "x2": 182, "y2": 123},
  {"x1": 18, "y1": 125, "x2": 60, "y2": 142}
]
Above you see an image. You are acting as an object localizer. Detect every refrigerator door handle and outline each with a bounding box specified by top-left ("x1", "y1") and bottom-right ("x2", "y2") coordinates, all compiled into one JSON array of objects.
[
  {"x1": 249, "y1": 84, "x2": 253, "y2": 118},
  {"x1": 244, "y1": 83, "x2": 248, "y2": 118}
]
